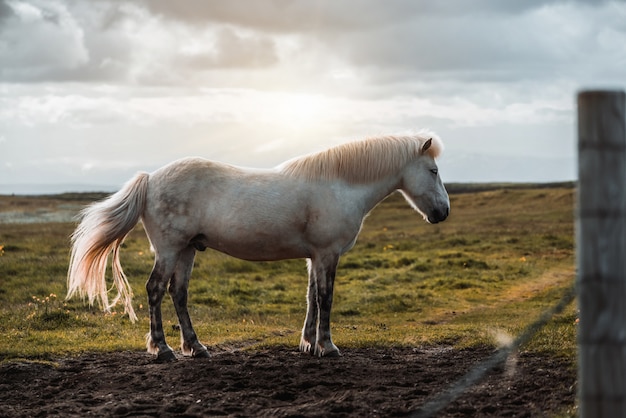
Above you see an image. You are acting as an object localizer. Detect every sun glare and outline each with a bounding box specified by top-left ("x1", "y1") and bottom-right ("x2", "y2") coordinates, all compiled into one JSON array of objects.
[{"x1": 262, "y1": 93, "x2": 326, "y2": 129}]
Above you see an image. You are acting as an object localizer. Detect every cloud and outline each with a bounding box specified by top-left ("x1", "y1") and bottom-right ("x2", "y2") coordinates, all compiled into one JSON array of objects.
[
  {"x1": 138, "y1": 0, "x2": 419, "y2": 32},
  {"x1": 0, "y1": 0, "x2": 624, "y2": 190},
  {"x1": 180, "y1": 26, "x2": 278, "y2": 69},
  {"x1": 321, "y1": 2, "x2": 626, "y2": 88},
  {"x1": 135, "y1": 0, "x2": 626, "y2": 85},
  {"x1": 137, "y1": 1, "x2": 573, "y2": 33},
  {"x1": 0, "y1": 0, "x2": 282, "y2": 84},
  {"x1": 2, "y1": 0, "x2": 624, "y2": 93},
  {"x1": 0, "y1": 0, "x2": 14, "y2": 20},
  {"x1": 0, "y1": 0, "x2": 89, "y2": 81}
]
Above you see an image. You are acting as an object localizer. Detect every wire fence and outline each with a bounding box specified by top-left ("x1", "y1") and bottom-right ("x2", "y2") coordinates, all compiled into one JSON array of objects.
[{"x1": 411, "y1": 283, "x2": 577, "y2": 418}]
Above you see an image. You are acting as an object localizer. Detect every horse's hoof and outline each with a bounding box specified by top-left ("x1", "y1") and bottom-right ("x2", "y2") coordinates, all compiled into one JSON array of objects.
[
  {"x1": 156, "y1": 350, "x2": 177, "y2": 363},
  {"x1": 322, "y1": 349, "x2": 341, "y2": 358},
  {"x1": 193, "y1": 348, "x2": 211, "y2": 359},
  {"x1": 315, "y1": 345, "x2": 342, "y2": 358}
]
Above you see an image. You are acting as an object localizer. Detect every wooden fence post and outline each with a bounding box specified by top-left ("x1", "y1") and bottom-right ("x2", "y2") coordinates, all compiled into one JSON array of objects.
[{"x1": 577, "y1": 90, "x2": 626, "y2": 417}]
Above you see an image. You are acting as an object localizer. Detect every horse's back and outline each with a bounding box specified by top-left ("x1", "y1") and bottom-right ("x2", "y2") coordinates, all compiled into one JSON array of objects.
[
  {"x1": 141, "y1": 158, "x2": 317, "y2": 259},
  {"x1": 145, "y1": 157, "x2": 298, "y2": 213}
]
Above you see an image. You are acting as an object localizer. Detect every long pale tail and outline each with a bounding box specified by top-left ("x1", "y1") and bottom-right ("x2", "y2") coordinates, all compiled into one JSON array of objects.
[{"x1": 67, "y1": 172, "x2": 150, "y2": 322}]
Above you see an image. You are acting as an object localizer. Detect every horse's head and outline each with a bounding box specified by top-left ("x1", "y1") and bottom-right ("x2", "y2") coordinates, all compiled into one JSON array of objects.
[{"x1": 400, "y1": 137, "x2": 450, "y2": 224}]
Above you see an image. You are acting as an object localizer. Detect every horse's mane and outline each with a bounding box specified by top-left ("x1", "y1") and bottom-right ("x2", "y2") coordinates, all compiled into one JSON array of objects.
[{"x1": 278, "y1": 130, "x2": 443, "y2": 183}]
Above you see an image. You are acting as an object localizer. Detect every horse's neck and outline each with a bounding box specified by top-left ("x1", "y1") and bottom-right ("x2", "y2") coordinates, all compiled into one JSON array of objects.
[{"x1": 346, "y1": 175, "x2": 402, "y2": 216}]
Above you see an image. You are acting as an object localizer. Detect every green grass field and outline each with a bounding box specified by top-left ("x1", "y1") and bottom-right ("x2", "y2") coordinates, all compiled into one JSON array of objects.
[{"x1": 0, "y1": 185, "x2": 577, "y2": 360}]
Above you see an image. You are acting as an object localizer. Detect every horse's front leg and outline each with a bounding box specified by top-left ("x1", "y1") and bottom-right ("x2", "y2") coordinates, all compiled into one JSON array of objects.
[
  {"x1": 146, "y1": 259, "x2": 177, "y2": 362},
  {"x1": 307, "y1": 255, "x2": 341, "y2": 357},
  {"x1": 300, "y1": 260, "x2": 318, "y2": 354},
  {"x1": 169, "y1": 247, "x2": 209, "y2": 358}
]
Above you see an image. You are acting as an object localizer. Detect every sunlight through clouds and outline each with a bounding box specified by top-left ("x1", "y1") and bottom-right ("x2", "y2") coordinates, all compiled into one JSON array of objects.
[{"x1": 1, "y1": 0, "x2": 625, "y2": 192}]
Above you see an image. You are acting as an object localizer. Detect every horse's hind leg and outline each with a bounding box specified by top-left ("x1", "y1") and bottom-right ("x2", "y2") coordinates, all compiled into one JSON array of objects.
[
  {"x1": 169, "y1": 246, "x2": 209, "y2": 358},
  {"x1": 146, "y1": 256, "x2": 178, "y2": 362}
]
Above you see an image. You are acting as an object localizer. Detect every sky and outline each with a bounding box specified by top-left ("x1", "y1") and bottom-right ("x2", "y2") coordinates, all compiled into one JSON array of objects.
[{"x1": 1, "y1": 0, "x2": 625, "y2": 194}]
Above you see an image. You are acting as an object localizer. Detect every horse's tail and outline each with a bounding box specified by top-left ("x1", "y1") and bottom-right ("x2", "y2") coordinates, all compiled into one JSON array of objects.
[{"x1": 67, "y1": 172, "x2": 150, "y2": 323}]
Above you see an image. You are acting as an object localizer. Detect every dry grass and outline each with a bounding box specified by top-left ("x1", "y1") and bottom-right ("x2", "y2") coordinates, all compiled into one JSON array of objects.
[{"x1": 0, "y1": 185, "x2": 576, "y2": 359}]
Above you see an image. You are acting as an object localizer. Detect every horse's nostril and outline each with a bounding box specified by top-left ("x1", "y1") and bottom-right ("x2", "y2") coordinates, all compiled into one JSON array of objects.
[
  {"x1": 436, "y1": 207, "x2": 449, "y2": 222},
  {"x1": 428, "y1": 207, "x2": 448, "y2": 224}
]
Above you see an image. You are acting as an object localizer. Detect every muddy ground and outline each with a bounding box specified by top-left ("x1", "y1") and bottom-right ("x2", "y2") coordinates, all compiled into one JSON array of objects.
[{"x1": 0, "y1": 345, "x2": 575, "y2": 417}]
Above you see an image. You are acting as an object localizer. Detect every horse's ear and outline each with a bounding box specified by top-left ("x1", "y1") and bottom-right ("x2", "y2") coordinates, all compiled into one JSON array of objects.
[{"x1": 421, "y1": 138, "x2": 432, "y2": 153}]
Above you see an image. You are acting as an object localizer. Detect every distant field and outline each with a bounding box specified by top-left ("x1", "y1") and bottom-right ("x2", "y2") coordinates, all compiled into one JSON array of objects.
[
  {"x1": 0, "y1": 184, "x2": 576, "y2": 359},
  {"x1": 0, "y1": 193, "x2": 108, "y2": 223}
]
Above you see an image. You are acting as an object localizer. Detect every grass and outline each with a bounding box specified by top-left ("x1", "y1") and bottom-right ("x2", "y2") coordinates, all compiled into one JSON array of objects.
[{"x1": 0, "y1": 185, "x2": 577, "y2": 360}]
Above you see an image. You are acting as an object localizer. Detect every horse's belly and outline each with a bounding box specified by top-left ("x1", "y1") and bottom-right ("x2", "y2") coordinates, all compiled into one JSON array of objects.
[
  {"x1": 211, "y1": 241, "x2": 308, "y2": 261},
  {"x1": 204, "y1": 230, "x2": 310, "y2": 261}
]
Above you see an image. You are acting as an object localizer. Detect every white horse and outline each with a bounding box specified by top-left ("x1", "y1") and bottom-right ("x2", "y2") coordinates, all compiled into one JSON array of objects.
[{"x1": 67, "y1": 131, "x2": 449, "y2": 361}]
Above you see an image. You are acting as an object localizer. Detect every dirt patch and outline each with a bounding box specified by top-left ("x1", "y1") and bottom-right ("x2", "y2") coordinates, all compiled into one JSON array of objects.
[{"x1": 0, "y1": 346, "x2": 576, "y2": 417}]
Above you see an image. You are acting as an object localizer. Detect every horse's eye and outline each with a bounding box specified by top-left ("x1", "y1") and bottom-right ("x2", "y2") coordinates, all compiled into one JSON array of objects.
[{"x1": 430, "y1": 168, "x2": 438, "y2": 175}]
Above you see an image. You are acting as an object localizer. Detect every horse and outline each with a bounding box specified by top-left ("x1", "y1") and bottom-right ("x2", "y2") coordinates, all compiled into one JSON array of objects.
[{"x1": 67, "y1": 130, "x2": 449, "y2": 361}]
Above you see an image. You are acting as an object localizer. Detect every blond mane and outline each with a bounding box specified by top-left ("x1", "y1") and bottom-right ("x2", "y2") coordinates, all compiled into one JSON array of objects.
[{"x1": 278, "y1": 130, "x2": 443, "y2": 183}]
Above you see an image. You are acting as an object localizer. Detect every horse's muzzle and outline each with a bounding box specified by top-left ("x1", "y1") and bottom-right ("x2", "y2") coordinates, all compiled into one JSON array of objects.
[{"x1": 428, "y1": 206, "x2": 449, "y2": 224}]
